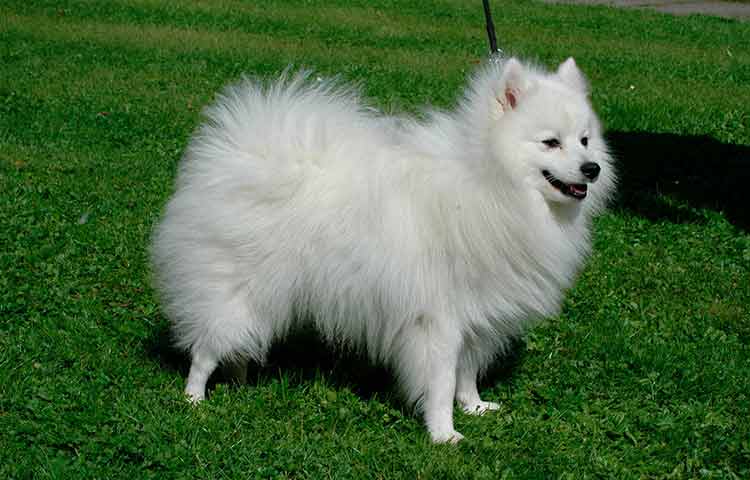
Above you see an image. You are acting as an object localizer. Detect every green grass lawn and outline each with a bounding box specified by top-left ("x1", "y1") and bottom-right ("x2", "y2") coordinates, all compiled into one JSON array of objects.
[{"x1": 1, "y1": 0, "x2": 749, "y2": 478}]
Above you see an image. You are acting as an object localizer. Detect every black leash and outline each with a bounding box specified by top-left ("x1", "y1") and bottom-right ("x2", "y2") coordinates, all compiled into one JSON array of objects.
[{"x1": 482, "y1": 0, "x2": 504, "y2": 59}]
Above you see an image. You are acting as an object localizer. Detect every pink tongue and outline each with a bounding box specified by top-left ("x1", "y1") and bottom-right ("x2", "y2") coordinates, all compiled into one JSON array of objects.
[{"x1": 570, "y1": 184, "x2": 587, "y2": 195}]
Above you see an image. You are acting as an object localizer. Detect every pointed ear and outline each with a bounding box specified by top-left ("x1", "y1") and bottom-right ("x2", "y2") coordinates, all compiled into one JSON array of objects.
[
  {"x1": 494, "y1": 57, "x2": 529, "y2": 115},
  {"x1": 557, "y1": 57, "x2": 589, "y2": 94}
]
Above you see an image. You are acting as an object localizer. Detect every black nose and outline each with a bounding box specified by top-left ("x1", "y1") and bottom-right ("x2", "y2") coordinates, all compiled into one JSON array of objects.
[{"x1": 580, "y1": 162, "x2": 600, "y2": 180}]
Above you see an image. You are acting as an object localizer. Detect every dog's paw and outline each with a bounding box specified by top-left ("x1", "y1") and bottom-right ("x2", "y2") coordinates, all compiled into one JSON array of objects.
[
  {"x1": 461, "y1": 400, "x2": 501, "y2": 416},
  {"x1": 185, "y1": 387, "x2": 205, "y2": 404},
  {"x1": 430, "y1": 429, "x2": 465, "y2": 444}
]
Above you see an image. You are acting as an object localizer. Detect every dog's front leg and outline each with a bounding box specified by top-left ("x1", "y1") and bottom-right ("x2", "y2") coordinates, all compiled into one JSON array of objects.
[
  {"x1": 396, "y1": 314, "x2": 463, "y2": 443},
  {"x1": 424, "y1": 355, "x2": 463, "y2": 443},
  {"x1": 422, "y1": 336, "x2": 463, "y2": 444},
  {"x1": 455, "y1": 352, "x2": 500, "y2": 415}
]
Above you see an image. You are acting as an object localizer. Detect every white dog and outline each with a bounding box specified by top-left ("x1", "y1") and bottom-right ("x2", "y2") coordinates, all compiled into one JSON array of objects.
[{"x1": 151, "y1": 57, "x2": 615, "y2": 443}]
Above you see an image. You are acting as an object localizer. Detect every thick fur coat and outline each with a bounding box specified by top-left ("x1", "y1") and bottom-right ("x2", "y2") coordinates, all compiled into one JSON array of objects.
[{"x1": 151, "y1": 57, "x2": 616, "y2": 443}]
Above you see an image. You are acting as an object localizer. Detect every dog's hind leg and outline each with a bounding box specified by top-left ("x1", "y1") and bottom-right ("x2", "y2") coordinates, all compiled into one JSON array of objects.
[
  {"x1": 183, "y1": 293, "x2": 270, "y2": 403},
  {"x1": 185, "y1": 347, "x2": 219, "y2": 403}
]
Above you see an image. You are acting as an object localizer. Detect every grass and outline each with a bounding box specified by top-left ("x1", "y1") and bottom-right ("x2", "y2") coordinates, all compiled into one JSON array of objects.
[{"x1": 1, "y1": 0, "x2": 749, "y2": 478}]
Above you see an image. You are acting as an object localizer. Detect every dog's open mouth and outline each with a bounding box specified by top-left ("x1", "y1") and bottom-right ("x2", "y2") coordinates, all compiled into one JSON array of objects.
[{"x1": 542, "y1": 170, "x2": 587, "y2": 200}]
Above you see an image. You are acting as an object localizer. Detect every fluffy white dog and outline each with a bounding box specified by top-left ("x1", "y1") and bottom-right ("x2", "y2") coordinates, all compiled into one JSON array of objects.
[{"x1": 151, "y1": 57, "x2": 615, "y2": 443}]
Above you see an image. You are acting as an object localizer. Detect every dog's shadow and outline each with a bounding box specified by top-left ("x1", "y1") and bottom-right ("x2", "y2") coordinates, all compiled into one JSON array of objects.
[
  {"x1": 147, "y1": 322, "x2": 526, "y2": 407},
  {"x1": 607, "y1": 131, "x2": 750, "y2": 230}
]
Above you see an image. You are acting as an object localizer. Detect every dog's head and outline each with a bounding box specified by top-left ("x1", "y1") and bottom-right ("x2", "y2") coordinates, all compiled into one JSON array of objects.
[{"x1": 481, "y1": 57, "x2": 615, "y2": 211}]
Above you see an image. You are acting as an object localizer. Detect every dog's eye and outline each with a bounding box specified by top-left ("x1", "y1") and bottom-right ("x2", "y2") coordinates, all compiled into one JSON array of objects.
[
  {"x1": 542, "y1": 138, "x2": 561, "y2": 148},
  {"x1": 581, "y1": 136, "x2": 589, "y2": 147}
]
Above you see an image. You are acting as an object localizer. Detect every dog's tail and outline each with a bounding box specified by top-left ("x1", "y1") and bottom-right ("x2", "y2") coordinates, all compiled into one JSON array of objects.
[{"x1": 175, "y1": 70, "x2": 377, "y2": 197}]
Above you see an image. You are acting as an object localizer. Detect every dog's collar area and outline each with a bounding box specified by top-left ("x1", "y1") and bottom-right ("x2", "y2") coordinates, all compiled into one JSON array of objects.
[{"x1": 542, "y1": 170, "x2": 587, "y2": 200}]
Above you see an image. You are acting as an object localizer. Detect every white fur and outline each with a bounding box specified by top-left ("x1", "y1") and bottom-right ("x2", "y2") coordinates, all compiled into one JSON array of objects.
[{"x1": 150, "y1": 57, "x2": 616, "y2": 443}]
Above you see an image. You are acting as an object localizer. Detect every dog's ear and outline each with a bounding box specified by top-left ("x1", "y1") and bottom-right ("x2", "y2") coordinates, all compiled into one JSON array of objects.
[
  {"x1": 557, "y1": 57, "x2": 589, "y2": 94},
  {"x1": 494, "y1": 57, "x2": 529, "y2": 116}
]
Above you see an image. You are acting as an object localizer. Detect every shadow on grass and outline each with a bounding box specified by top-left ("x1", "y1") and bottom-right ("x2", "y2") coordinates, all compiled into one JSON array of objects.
[
  {"x1": 607, "y1": 131, "x2": 750, "y2": 230},
  {"x1": 146, "y1": 321, "x2": 525, "y2": 406}
]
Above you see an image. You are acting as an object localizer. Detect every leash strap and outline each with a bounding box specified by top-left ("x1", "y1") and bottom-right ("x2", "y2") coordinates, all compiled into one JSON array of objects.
[{"x1": 482, "y1": 0, "x2": 504, "y2": 60}]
